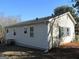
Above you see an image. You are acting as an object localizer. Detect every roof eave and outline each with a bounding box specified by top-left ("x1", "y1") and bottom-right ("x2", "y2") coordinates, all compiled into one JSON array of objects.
[{"x1": 67, "y1": 12, "x2": 77, "y2": 24}]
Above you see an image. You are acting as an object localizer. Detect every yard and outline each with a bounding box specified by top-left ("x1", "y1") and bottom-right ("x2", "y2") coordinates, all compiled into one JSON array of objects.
[
  {"x1": 0, "y1": 43, "x2": 79, "y2": 59},
  {"x1": 0, "y1": 35, "x2": 78, "y2": 59}
]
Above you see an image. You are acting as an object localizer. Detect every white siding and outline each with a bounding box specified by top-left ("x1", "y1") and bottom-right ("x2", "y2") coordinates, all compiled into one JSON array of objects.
[
  {"x1": 5, "y1": 13, "x2": 76, "y2": 50},
  {"x1": 48, "y1": 19, "x2": 55, "y2": 49},
  {"x1": 53, "y1": 15, "x2": 75, "y2": 45},
  {"x1": 5, "y1": 28, "x2": 16, "y2": 40},
  {"x1": 48, "y1": 14, "x2": 75, "y2": 48},
  {"x1": 5, "y1": 23, "x2": 48, "y2": 50},
  {"x1": 48, "y1": 19, "x2": 60, "y2": 49},
  {"x1": 59, "y1": 15, "x2": 75, "y2": 44}
]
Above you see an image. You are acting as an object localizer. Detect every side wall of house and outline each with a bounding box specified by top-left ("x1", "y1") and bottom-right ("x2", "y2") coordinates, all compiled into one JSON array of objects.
[
  {"x1": 5, "y1": 23, "x2": 48, "y2": 50},
  {"x1": 53, "y1": 14, "x2": 75, "y2": 46},
  {"x1": 59, "y1": 15, "x2": 75, "y2": 44},
  {"x1": 48, "y1": 14, "x2": 75, "y2": 49},
  {"x1": 47, "y1": 18, "x2": 55, "y2": 49}
]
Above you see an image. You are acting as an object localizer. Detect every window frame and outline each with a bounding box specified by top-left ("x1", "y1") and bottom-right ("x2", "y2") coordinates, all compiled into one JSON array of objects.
[
  {"x1": 13, "y1": 29, "x2": 16, "y2": 36},
  {"x1": 30, "y1": 27, "x2": 34, "y2": 37},
  {"x1": 59, "y1": 27, "x2": 70, "y2": 38},
  {"x1": 24, "y1": 28, "x2": 27, "y2": 34},
  {"x1": 67, "y1": 28, "x2": 70, "y2": 36},
  {"x1": 6, "y1": 29, "x2": 9, "y2": 33}
]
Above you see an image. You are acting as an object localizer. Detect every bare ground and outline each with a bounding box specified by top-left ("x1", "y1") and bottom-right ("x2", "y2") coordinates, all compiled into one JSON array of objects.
[{"x1": 0, "y1": 44, "x2": 79, "y2": 59}]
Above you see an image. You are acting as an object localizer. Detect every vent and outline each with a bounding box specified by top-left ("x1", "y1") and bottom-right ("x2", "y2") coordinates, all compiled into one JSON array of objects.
[
  {"x1": 36, "y1": 17, "x2": 38, "y2": 20},
  {"x1": 51, "y1": 14, "x2": 54, "y2": 17}
]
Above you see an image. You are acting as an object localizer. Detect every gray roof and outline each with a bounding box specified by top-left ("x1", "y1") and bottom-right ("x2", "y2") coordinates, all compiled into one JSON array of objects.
[
  {"x1": 5, "y1": 12, "x2": 76, "y2": 28},
  {"x1": 5, "y1": 16, "x2": 53, "y2": 28}
]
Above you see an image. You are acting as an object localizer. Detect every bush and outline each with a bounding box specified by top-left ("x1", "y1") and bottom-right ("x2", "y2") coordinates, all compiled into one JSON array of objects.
[{"x1": 75, "y1": 35, "x2": 79, "y2": 41}]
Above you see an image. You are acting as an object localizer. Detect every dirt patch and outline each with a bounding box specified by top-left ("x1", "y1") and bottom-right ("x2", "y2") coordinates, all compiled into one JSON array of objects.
[
  {"x1": 60, "y1": 42, "x2": 79, "y2": 48},
  {"x1": 0, "y1": 44, "x2": 79, "y2": 59}
]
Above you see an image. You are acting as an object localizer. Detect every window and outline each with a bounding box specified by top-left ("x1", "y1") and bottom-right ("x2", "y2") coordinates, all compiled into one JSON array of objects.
[
  {"x1": 6, "y1": 29, "x2": 9, "y2": 33},
  {"x1": 30, "y1": 27, "x2": 34, "y2": 31},
  {"x1": 59, "y1": 27, "x2": 64, "y2": 38},
  {"x1": 24, "y1": 28, "x2": 27, "y2": 34},
  {"x1": 30, "y1": 27, "x2": 34, "y2": 37},
  {"x1": 13, "y1": 31, "x2": 16, "y2": 36},
  {"x1": 59, "y1": 27, "x2": 70, "y2": 38},
  {"x1": 67, "y1": 28, "x2": 70, "y2": 35},
  {"x1": 13, "y1": 29, "x2": 16, "y2": 36}
]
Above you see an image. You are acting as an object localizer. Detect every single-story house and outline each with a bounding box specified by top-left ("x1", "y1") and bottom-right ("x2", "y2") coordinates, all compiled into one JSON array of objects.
[{"x1": 5, "y1": 12, "x2": 76, "y2": 51}]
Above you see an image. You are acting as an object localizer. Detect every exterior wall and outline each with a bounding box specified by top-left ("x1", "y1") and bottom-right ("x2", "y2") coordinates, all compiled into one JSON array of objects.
[
  {"x1": 5, "y1": 13, "x2": 76, "y2": 50},
  {"x1": 48, "y1": 14, "x2": 75, "y2": 48},
  {"x1": 5, "y1": 23, "x2": 48, "y2": 50},
  {"x1": 52, "y1": 19, "x2": 60, "y2": 47},
  {"x1": 5, "y1": 28, "x2": 16, "y2": 40},
  {"x1": 53, "y1": 15, "x2": 75, "y2": 45},
  {"x1": 47, "y1": 18, "x2": 55, "y2": 49}
]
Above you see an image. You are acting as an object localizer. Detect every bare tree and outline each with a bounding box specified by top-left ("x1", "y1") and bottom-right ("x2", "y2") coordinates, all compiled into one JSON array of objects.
[
  {"x1": 0, "y1": 15, "x2": 21, "y2": 26},
  {"x1": 0, "y1": 13, "x2": 21, "y2": 42}
]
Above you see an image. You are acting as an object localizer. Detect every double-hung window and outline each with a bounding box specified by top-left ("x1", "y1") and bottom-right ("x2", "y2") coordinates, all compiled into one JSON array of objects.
[
  {"x1": 13, "y1": 29, "x2": 16, "y2": 36},
  {"x1": 30, "y1": 27, "x2": 34, "y2": 37},
  {"x1": 59, "y1": 27, "x2": 70, "y2": 38}
]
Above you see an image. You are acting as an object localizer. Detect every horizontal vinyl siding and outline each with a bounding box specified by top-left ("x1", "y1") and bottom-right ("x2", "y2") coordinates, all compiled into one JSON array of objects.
[
  {"x1": 53, "y1": 15, "x2": 75, "y2": 45},
  {"x1": 5, "y1": 23, "x2": 48, "y2": 50}
]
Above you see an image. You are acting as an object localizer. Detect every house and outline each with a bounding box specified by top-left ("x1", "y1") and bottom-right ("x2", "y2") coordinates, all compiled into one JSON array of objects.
[{"x1": 5, "y1": 12, "x2": 76, "y2": 51}]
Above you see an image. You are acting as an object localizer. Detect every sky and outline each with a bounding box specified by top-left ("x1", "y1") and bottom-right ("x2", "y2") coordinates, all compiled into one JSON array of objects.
[{"x1": 0, "y1": 0, "x2": 72, "y2": 21}]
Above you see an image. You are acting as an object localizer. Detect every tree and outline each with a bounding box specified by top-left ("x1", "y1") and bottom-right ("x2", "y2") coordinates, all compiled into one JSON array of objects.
[
  {"x1": 54, "y1": 5, "x2": 79, "y2": 22},
  {"x1": 72, "y1": 0, "x2": 79, "y2": 13},
  {"x1": 0, "y1": 15, "x2": 21, "y2": 27},
  {"x1": 54, "y1": 5, "x2": 79, "y2": 41},
  {"x1": 0, "y1": 13, "x2": 22, "y2": 42},
  {"x1": 54, "y1": 5, "x2": 76, "y2": 16}
]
